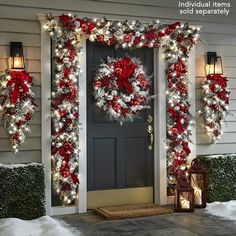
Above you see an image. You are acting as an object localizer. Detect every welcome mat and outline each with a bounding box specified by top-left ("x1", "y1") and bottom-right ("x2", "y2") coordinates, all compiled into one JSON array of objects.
[{"x1": 93, "y1": 203, "x2": 173, "y2": 220}]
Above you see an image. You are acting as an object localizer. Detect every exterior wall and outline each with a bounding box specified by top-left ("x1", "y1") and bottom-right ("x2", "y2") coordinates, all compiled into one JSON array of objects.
[
  {"x1": 0, "y1": 0, "x2": 236, "y2": 163},
  {"x1": 0, "y1": 10, "x2": 41, "y2": 163}
]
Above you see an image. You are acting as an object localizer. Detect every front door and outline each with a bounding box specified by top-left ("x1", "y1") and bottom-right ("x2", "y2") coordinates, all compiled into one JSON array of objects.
[{"x1": 87, "y1": 42, "x2": 154, "y2": 208}]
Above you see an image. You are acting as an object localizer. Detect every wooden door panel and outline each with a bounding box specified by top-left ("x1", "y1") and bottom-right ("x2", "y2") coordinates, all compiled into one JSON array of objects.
[
  {"x1": 93, "y1": 138, "x2": 116, "y2": 189},
  {"x1": 92, "y1": 46, "x2": 115, "y2": 62},
  {"x1": 125, "y1": 137, "x2": 147, "y2": 187}
]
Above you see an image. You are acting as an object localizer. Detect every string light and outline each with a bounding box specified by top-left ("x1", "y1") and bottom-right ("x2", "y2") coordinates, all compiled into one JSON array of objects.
[{"x1": 45, "y1": 14, "x2": 200, "y2": 199}]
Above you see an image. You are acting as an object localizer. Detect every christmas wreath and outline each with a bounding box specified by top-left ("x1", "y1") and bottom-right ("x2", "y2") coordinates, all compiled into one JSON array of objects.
[
  {"x1": 94, "y1": 56, "x2": 152, "y2": 124},
  {"x1": 0, "y1": 70, "x2": 37, "y2": 153},
  {"x1": 200, "y1": 73, "x2": 230, "y2": 142}
]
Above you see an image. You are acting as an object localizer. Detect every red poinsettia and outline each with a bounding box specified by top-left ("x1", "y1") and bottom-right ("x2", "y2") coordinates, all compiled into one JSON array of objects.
[
  {"x1": 207, "y1": 74, "x2": 228, "y2": 89},
  {"x1": 123, "y1": 33, "x2": 133, "y2": 43},
  {"x1": 75, "y1": 18, "x2": 95, "y2": 34},
  {"x1": 145, "y1": 29, "x2": 156, "y2": 40},
  {"x1": 59, "y1": 15, "x2": 75, "y2": 30}
]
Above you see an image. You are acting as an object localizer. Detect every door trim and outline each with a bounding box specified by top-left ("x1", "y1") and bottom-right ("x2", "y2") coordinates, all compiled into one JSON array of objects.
[
  {"x1": 88, "y1": 187, "x2": 153, "y2": 209},
  {"x1": 154, "y1": 48, "x2": 167, "y2": 205},
  {"x1": 39, "y1": 15, "x2": 196, "y2": 215},
  {"x1": 39, "y1": 14, "x2": 52, "y2": 216},
  {"x1": 78, "y1": 36, "x2": 87, "y2": 213}
]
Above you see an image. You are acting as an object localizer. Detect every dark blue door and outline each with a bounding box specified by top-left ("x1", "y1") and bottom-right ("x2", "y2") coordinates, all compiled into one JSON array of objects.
[{"x1": 87, "y1": 42, "x2": 154, "y2": 195}]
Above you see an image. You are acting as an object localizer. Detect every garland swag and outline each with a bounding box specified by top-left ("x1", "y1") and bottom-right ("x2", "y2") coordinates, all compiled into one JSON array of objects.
[{"x1": 44, "y1": 14, "x2": 200, "y2": 203}]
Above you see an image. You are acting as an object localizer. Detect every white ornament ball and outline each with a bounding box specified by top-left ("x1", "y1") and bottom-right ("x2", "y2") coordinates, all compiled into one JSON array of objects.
[{"x1": 111, "y1": 90, "x2": 117, "y2": 96}]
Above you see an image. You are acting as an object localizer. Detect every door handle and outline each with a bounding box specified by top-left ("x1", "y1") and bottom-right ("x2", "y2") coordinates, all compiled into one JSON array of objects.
[
  {"x1": 147, "y1": 115, "x2": 153, "y2": 124},
  {"x1": 147, "y1": 124, "x2": 154, "y2": 150}
]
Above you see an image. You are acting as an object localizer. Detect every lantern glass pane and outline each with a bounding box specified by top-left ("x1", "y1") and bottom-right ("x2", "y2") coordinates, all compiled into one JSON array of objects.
[
  {"x1": 12, "y1": 56, "x2": 25, "y2": 69},
  {"x1": 191, "y1": 173, "x2": 204, "y2": 189},
  {"x1": 214, "y1": 57, "x2": 223, "y2": 74},
  {"x1": 207, "y1": 64, "x2": 215, "y2": 75},
  {"x1": 10, "y1": 42, "x2": 25, "y2": 69},
  {"x1": 174, "y1": 189, "x2": 178, "y2": 205},
  {"x1": 179, "y1": 192, "x2": 192, "y2": 209},
  {"x1": 191, "y1": 173, "x2": 204, "y2": 205}
]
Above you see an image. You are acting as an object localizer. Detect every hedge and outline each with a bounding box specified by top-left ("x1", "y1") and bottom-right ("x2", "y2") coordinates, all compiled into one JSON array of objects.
[
  {"x1": 198, "y1": 154, "x2": 236, "y2": 203},
  {"x1": 0, "y1": 163, "x2": 45, "y2": 219}
]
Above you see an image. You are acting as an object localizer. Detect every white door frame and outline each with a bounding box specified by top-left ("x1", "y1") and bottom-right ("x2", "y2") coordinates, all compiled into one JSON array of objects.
[{"x1": 39, "y1": 15, "x2": 196, "y2": 215}]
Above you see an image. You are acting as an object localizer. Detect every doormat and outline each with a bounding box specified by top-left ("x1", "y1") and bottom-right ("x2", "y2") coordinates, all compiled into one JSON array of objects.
[{"x1": 93, "y1": 203, "x2": 173, "y2": 220}]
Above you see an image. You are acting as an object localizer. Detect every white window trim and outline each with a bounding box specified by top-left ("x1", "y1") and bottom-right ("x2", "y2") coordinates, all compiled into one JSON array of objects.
[{"x1": 39, "y1": 14, "x2": 196, "y2": 215}]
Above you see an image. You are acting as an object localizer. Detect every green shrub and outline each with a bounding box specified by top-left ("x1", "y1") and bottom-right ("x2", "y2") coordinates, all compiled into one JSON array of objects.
[
  {"x1": 0, "y1": 163, "x2": 45, "y2": 219},
  {"x1": 198, "y1": 154, "x2": 236, "y2": 203}
]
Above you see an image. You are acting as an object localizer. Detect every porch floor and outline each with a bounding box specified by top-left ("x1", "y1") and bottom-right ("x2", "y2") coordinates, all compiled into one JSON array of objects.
[{"x1": 56, "y1": 207, "x2": 236, "y2": 236}]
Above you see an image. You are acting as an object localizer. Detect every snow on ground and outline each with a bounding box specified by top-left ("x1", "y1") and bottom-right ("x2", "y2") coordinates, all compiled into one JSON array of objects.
[
  {"x1": 205, "y1": 200, "x2": 236, "y2": 221},
  {"x1": 0, "y1": 216, "x2": 81, "y2": 236}
]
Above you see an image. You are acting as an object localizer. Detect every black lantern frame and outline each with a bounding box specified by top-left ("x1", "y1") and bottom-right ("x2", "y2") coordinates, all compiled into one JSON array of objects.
[
  {"x1": 207, "y1": 51, "x2": 223, "y2": 75},
  {"x1": 174, "y1": 176, "x2": 194, "y2": 212},
  {"x1": 10, "y1": 42, "x2": 25, "y2": 70}
]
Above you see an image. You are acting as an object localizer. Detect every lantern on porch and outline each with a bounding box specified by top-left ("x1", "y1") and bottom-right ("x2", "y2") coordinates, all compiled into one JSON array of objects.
[
  {"x1": 174, "y1": 175, "x2": 194, "y2": 212},
  {"x1": 188, "y1": 158, "x2": 207, "y2": 208}
]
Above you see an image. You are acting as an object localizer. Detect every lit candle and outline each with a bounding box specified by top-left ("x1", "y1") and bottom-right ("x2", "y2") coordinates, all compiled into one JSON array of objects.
[
  {"x1": 180, "y1": 196, "x2": 190, "y2": 209},
  {"x1": 194, "y1": 186, "x2": 202, "y2": 205}
]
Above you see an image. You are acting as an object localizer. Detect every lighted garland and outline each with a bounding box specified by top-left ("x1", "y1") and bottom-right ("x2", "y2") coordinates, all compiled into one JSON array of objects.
[
  {"x1": 94, "y1": 56, "x2": 152, "y2": 124},
  {"x1": 50, "y1": 39, "x2": 81, "y2": 204},
  {"x1": 166, "y1": 59, "x2": 194, "y2": 189},
  {"x1": 0, "y1": 70, "x2": 37, "y2": 153},
  {"x1": 44, "y1": 14, "x2": 200, "y2": 201},
  {"x1": 200, "y1": 74, "x2": 230, "y2": 142}
]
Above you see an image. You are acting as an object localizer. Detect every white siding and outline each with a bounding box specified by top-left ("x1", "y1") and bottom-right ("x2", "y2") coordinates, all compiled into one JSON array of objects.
[{"x1": 0, "y1": 0, "x2": 236, "y2": 162}]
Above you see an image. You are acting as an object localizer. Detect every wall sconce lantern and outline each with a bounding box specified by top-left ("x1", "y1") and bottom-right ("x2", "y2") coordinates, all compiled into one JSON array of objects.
[
  {"x1": 188, "y1": 158, "x2": 207, "y2": 208},
  {"x1": 174, "y1": 176, "x2": 194, "y2": 212},
  {"x1": 10, "y1": 42, "x2": 25, "y2": 70},
  {"x1": 207, "y1": 51, "x2": 223, "y2": 75}
]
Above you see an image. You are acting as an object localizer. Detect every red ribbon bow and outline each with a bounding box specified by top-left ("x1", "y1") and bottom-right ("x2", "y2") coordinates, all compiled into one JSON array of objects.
[
  {"x1": 114, "y1": 57, "x2": 137, "y2": 94},
  {"x1": 207, "y1": 74, "x2": 228, "y2": 89},
  {"x1": 7, "y1": 71, "x2": 32, "y2": 104}
]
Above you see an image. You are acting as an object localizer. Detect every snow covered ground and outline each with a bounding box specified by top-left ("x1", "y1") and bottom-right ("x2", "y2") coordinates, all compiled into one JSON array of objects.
[
  {"x1": 0, "y1": 216, "x2": 81, "y2": 236},
  {"x1": 1, "y1": 201, "x2": 236, "y2": 236},
  {"x1": 205, "y1": 200, "x2": 236, "y2": 221}
]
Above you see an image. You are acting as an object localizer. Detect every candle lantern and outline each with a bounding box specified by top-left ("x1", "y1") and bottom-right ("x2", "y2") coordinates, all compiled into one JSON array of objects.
[
  {"x1": 188, "y1": 158, "x2": 207, "y2": 208},
  {"x1": 174, "y1": 175, "x2": 194, "y2": 212}
]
